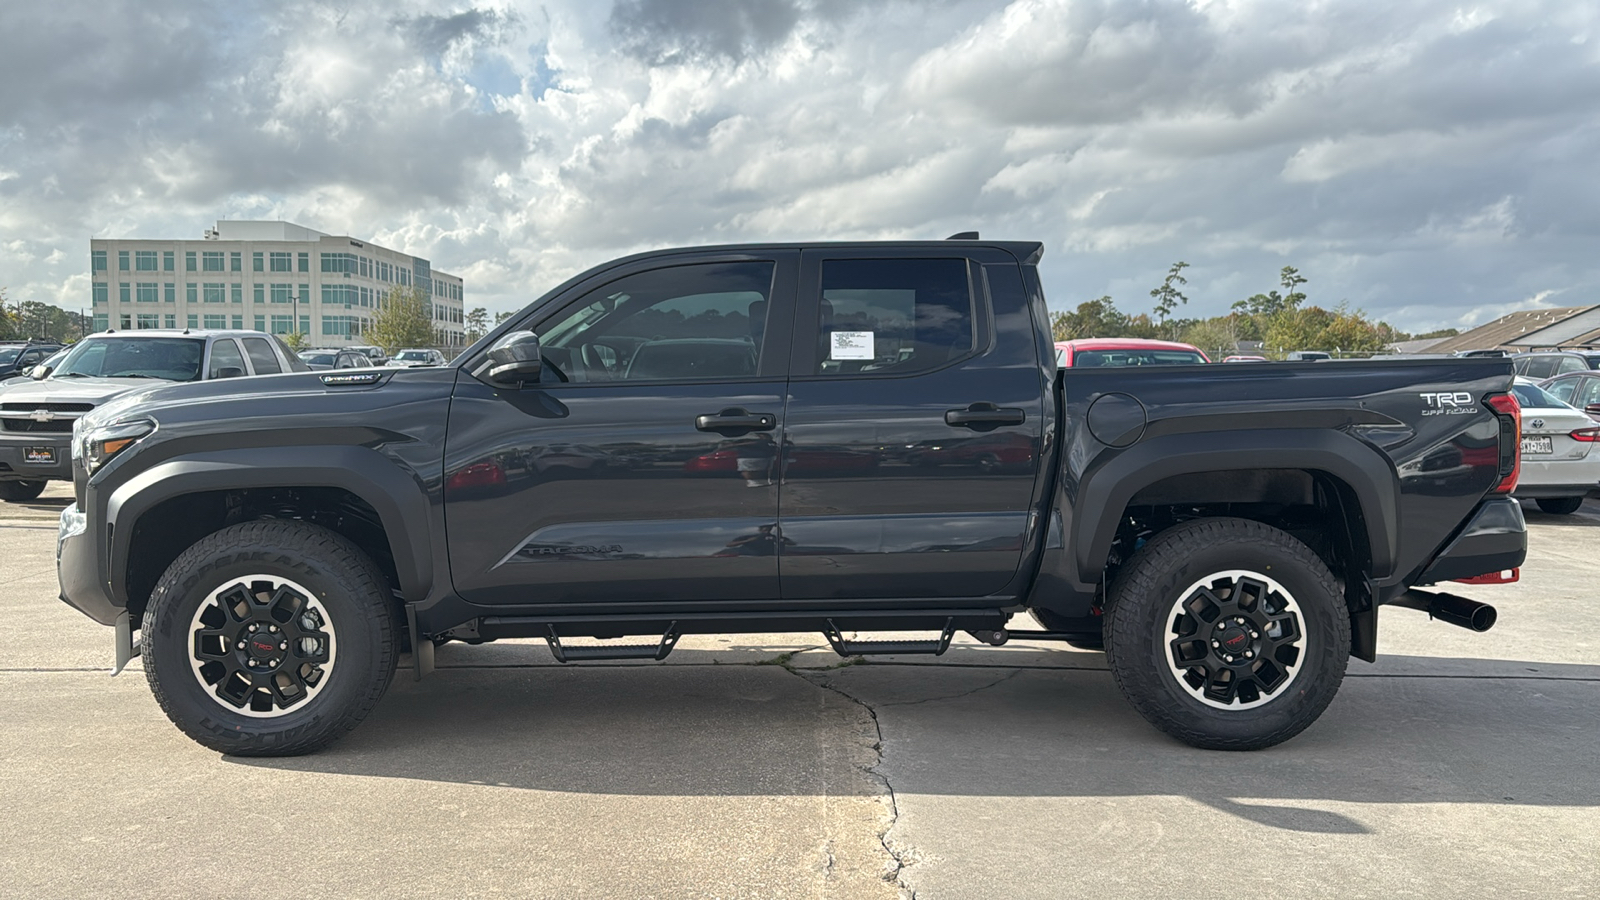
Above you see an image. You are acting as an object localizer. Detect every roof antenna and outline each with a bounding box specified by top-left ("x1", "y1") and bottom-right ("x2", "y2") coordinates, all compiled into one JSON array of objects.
[{"x1": 946, "y1": 231, "x2": 980, "y2": 240}]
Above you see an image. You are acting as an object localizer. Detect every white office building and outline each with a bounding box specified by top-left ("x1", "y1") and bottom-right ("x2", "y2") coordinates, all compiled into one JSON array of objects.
[{"x1": 90, "y1": 221, "x2": 465, "y2": 348}]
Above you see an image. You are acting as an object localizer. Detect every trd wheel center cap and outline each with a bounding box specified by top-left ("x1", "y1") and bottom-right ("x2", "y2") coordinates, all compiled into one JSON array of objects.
[{"x1": 1215, "y1": 624, "x2": 1251, "y2": 657}]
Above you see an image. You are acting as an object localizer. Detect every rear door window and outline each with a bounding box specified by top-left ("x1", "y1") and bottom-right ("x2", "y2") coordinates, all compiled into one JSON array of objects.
[
  {"x1": 1522, "y1": 356, "x2": 1558, "y2": 379},
  {"x1": 1557, "y1": 356, "x2": 1588, "y2": 375},
  {"x1": 811, "y1": 258, "x2": 974, "y2": 376},
  {"x1": 1545, "y1": 376, "x2": 1579, "y2": 404},
  {"x1": 242, "y1": 337, "x2": 282, "y2": 375}
]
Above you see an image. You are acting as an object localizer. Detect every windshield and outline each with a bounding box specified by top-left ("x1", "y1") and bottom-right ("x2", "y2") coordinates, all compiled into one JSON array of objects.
[
  {"x1": 396, "y1": 350, "x2": 430, "y2": 360},
  {"x1": 1513, "y1": 383, "x2": 1572, "y2": 410},
  {"x1": 1072, "y1": 349, "x2": 1207, "y2": 367},
  {"x1": 54, "y1": 337, "x2": 206, "y2": 381}
]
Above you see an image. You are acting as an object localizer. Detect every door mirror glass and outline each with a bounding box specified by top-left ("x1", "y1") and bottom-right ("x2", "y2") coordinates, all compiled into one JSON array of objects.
[{"x1": 487, "y1": 331, "x2": 543, "y2": 385}]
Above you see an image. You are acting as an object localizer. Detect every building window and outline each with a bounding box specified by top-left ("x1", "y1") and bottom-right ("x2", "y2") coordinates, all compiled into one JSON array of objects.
[
  {"x1": 297, "y1": 252, "x2": 309, "y2": 272},
  {"x1": 203, "y1": 251, "x2": 225, "y2": 272},
  {"x1": 164, "y1": 314, "x2": 176, "y2": 328},
  {"x1": 118, "y1": 250, "x2": 130, "y2": 271},
  {"x1": 94, "y1": 314, "x2": 108, "y2": 331},
  {"x1": 254, "y1": 315, "x2": 265, "y2": 332},
  {"x1": 163, "y1": 251, "x2": 175, "y2": 272},
  {"x1": 137, "y1": 314, "x2": 159, "y2": 329},
  {"x1": 93, "y1": 283, "x2": 107, "y2": 305},
  {"x1": 204, "y1": 314, "x2": 227, "y2": 329},
  {"x1": 270, "y1": 252, "x2": 292, "y2": 272},
  {"x1": 119, "y1": 283, "x2": 130, "y2": 303},
  {"x1": 187, "y1": 314, "x2": 199, "y2": 329},
  {"x1": 270, "y1": 315, "x2": 293, "y2": 334},
  {"x1": 299, "y1": 283, "x2": 309, "y2": 304},
  {"x1": 119, "y1": 314, "x2": 131, "y2": 329},
  {"x1": 271, "y1": 284, "x2": 292, "y2": 303},
  {"x1": 231, "y1": 283, "x2": 242, "y2": 304},
  {"x1": 230, "y1": 252, "x2": 242, "y2": 272},
  {"x1": 320, "y1": 252, "x2": 359, "y2": 274},
  {"x1": 92, "y1": 250, "x2": 107, "y2": 272},
  {"x1": 165, "y1": 283, "x2": 175, "y2": 303},
  {"x1": 204, "y1": 283, "x2": 226, "y2": 303},
  {"x1": 187, "y1": 283, "x2": 197, "y2": 304},
  {"x1": 231, "y1": 315, "x2": 243, "y2": 329},
  {"x1": 186, "y1": 251, "x2": 197, "y2": 272},
  {"x1": 253, "y1": 284, "x2": 264, "y2": 304},
  {"x1": 136, "y1": 251, "x2": 157, "y2": 271},
  {"x1": 299, "y1": 315, "x2": 310, "y2": 334},
  {"x1": 253, "y1": 252, "x2": 264, "y2": 272},
  {"x1": 360, "y1": 256, "x2": 370, "y2": 278},
  {"x1": 136, "y1": 283, "x2": 158, "y2": 303}
]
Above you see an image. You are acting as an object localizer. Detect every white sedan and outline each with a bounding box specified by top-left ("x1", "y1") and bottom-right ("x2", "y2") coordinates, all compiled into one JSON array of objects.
[
  {"x1": 1512, "y1": 379, "x2": 1600, "y2": 514},
  {"x1": 387, "y1": 348, "x2": 447, "y2": 367}
]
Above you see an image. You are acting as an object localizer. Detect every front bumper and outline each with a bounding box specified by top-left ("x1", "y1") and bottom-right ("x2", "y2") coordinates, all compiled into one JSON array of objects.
[
  {"x1": 1416, "y1": 496, "x2": 1528, "y2": 585},
  {"x1": 0, "y1": 433, "x2": 73, "y2": 481},
  {"x1": 57, "y1": 503, "x2": 118, "y2": 626}
]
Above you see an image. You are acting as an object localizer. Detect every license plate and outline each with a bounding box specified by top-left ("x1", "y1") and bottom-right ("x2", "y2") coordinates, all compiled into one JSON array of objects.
[
  {"x1": 24, "y1": 446, "x2": 56, "y2": 464},
  {"x1": 1521, "y1": 436, "x2": 1554, "y2": 455}
]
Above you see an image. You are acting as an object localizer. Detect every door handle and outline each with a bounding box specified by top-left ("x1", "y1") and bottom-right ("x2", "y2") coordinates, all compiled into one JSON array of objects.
[
  {"x1": 696, "y1": 408, "x2": 777, "y2": 435},
  {"x1": 945, "y1": 402, "x2": 1025, "y2": 431}
]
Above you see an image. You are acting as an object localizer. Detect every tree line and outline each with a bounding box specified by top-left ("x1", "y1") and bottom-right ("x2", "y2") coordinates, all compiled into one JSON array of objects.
[
  {"x1": 0, "y1": 289, "x2": 93, "y2": 343},
  {"x1": 1049, "y1": 264, "x2": 1458, "y2": 359}
]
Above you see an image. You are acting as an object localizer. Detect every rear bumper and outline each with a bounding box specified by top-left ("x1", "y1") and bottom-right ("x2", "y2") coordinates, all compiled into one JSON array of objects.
[
  {"x1": 0, "y1": 434, "x2": 73, "y2": 481},
  {"x1": 1416, "y1": 496, "x2": 1527, "y2": 585},
  {"x1": 57, "y1": 503, "x2": 118, "y2": 626},
  {"x1": 1511, "y1": 483, "x2": 1600, "y2": 499}
]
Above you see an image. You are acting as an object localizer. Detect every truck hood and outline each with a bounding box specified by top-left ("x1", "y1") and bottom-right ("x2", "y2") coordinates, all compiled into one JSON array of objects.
[{"x1": 0, "y1": 376, "x2": 174, "y2": 406}]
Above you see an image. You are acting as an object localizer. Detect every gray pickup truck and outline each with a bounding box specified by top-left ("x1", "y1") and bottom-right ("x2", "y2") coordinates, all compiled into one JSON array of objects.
[
  {"x1": 56, "y1": 239, "x2": 1525, "y2": 756},
  {"x1": 0, "y1": 330, "x2": 303, "y2": 501}
]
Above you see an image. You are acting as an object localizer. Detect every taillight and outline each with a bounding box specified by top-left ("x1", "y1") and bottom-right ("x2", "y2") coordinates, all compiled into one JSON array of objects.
[
  {"x1": 1484, "y1": 392, "x2": 1520, "y2": 494},
  {"x1": 1571, "y1": 427, "x2": 1600, "y2": 442}
]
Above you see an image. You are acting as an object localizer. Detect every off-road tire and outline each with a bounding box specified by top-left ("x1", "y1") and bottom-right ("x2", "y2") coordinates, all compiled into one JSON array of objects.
[
  {"x1": 1103, "y1": 517, "x2": 1350, "y2": 750},
  {"x1": 0, "y1": 480, "x2": 47, "y2": 502},
  {"x1": 1535, "y1": 497, "x2": 1584, "y2": 515},
  {"x1": 141, "y1": 521, "x2": 400, "y2": 756}
]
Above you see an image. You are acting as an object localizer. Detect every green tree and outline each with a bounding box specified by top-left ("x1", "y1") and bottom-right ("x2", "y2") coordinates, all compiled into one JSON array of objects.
[
  {"x1": 465, "y1": 306, "x2": 490, "y2": 343},
  {"x1": 1149, "y1": 261, "x2": 1190, "y2": 337},
  {"x1": 368, "y1": 285, "x2": 435, "y2": 354},
  {"x1": 494, "y1": 310, "x2": 514, "y2": 325},
  {"x1": 282, "y1": 331, "x2": 309, "y2": 351},
  {"x1": 1051, "y1": 296, "x2": 1127, "y2": 340}
]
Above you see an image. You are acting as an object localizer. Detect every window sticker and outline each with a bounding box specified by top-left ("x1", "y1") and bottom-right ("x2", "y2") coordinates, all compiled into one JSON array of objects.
[{"x1": 830, "y1": 331, "x2": 874, "y2": 360}]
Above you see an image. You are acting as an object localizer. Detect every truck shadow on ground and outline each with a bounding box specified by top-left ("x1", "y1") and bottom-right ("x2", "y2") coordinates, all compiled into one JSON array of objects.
[{"x1": 232, "y1": 653, "x2": 1600, "y2": 833}]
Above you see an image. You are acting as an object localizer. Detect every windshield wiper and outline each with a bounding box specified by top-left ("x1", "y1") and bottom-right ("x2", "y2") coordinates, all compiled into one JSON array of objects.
[{"x1": 57, "y1": 372, "x2": 88, "y2": 377}]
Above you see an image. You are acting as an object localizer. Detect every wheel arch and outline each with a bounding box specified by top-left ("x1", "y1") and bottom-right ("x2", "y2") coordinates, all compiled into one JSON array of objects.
[
  {"x1": 107, "y1": 446, "x2": 433, "y2": 620},
  {"x1": 1073, "y1": 429, "x2": 1399, "y2": 587}
]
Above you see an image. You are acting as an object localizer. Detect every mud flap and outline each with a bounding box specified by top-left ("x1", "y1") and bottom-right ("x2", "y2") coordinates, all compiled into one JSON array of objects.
[
  {"x1": 112, "y1": 609, "x2": 139, "y2": 676},
  {"x1": 406, "y1": 602, "x2": 434, "y2": 681}
]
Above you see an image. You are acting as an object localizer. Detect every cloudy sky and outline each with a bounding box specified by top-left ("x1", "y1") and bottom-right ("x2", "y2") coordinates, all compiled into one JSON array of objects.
[{"x1": 3, "y1": 0, "x2": 1598, "y2": 332}]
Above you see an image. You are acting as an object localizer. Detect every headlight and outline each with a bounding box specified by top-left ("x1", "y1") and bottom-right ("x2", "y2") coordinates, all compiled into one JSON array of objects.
[{"x1": 81, "y1": 419, "x2": 156, "y2": 474}]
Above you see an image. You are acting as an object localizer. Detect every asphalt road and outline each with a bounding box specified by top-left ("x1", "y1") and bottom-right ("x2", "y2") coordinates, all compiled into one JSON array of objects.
[{"x1": 2, "y1": 483, "x2": 1596, "y2": 898}]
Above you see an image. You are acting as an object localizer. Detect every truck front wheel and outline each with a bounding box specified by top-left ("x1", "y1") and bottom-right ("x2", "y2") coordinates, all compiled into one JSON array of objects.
[
  {"x1": 141, "y1": 521, "x2": 400, "y2": 756},
  {"x1": 1104, "y1": 517, "x2": 1350, "y2": 750}
]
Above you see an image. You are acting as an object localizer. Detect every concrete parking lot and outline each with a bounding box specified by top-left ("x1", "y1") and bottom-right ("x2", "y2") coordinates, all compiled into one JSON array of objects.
[{"x1": 3, "y1": 483, "x2": 1597, "y2": 898}]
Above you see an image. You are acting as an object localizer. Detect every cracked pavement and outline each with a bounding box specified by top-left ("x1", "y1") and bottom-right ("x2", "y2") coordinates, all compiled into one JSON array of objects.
[{"x1": 3, "y1": 484, "x2": 1599, "y2": 898}]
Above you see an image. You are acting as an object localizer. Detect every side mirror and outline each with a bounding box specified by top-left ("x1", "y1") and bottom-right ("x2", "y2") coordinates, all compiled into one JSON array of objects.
[
  {"x1": 215, "y1": 366, "x2": 246, "y2": 379},
  {"x1": 1585, "y1": 403, "x2": 1600, "y2": 417},
  {"x1": 486, "y1": 331, "x2": 543, "y2": 385}
]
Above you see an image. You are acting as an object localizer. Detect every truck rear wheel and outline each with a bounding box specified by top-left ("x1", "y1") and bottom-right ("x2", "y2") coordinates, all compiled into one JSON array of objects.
[
  {"x1": 1104, "y1": 517, "x2": 1350, "y2": 750},
  {"x1": 141, "y1": 521, "x2": 400, "y2": 756},
  {"x1": 0, "y1": 480, "x2": 46, "y2": 502}
]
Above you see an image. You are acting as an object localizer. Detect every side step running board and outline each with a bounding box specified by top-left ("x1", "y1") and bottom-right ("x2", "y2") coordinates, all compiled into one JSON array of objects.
[
  {"x1": 545, "y1": 622, "x2": 681, "y2": 663},
  {"x1": 824, "y1": 617, "x2": 955, "y2": 657}
]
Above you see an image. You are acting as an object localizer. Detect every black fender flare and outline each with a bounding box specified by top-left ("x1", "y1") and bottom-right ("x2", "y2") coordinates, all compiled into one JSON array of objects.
[
  {"x1": 1073, "y1": 428, "x2": 1398, "y2": 585},
  {"x1": 105, "y1": 445, "x2": 433, "y2": 605}
]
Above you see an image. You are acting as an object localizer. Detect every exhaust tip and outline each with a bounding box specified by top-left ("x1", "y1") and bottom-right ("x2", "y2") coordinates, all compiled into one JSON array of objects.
[{"x1": 1468, "y1": 604, "x2": 1497, "y2": 632}]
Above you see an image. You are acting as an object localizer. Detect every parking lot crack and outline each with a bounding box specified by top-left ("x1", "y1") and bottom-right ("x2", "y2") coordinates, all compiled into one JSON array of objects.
[{"x1": 786, "y1": 664, "x2": 918, "y2": 899}]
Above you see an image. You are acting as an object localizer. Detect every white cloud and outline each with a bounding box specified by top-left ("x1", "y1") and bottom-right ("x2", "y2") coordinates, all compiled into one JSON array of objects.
[{"x1": 1, "y1": 0, "x2": 1599, "y2": 336}]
